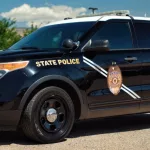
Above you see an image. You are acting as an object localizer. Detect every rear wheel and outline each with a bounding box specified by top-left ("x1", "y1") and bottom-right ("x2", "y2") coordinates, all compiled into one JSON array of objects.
[{"x1": 21, "y1": 86, "x2": 75, "y2": 143}]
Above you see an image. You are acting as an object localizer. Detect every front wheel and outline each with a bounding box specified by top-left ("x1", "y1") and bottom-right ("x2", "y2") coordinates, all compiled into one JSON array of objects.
[{"x1": 21, "y1": 86, "x2": 75, "y2": 143}]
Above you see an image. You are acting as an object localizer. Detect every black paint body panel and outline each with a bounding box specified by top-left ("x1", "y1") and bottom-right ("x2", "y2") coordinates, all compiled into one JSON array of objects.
[{"x1": 0, "y1": 18, "x2": 150, "y2": 130}]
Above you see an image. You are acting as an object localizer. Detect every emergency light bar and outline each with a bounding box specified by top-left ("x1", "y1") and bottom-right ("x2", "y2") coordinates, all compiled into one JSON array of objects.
[{"x1": 77, "y1": 10, "x2": 130, "y2": 18}]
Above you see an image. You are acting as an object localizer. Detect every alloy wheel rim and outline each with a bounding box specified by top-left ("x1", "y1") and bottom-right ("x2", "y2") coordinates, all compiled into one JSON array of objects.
[{"x1": 40, "y1": 97, "x2": 66, "y2": 133}]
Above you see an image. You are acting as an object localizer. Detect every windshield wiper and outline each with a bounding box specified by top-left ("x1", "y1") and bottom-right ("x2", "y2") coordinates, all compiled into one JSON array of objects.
[{"x1": 20, "y1": 46, "x2": 40, "y2": 50}]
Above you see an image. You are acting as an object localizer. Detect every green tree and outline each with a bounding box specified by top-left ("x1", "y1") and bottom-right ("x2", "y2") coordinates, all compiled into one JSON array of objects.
[
  {"x1": 23, "y1": 23, "x2": 38, "y2": 37},
  {"x1": 0, "y1": 18, "x2": 21, "y2": 50}
]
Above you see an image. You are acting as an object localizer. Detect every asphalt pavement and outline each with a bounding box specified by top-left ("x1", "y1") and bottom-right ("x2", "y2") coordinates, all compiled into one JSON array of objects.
[{"x1": 0, "y1": 114, "x2": 150, "y2": 150}]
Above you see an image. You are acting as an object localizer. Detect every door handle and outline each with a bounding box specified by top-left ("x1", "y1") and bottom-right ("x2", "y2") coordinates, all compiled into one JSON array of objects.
[{"x1": 124, "y1": 57, "x2": 137, "y2": 61}]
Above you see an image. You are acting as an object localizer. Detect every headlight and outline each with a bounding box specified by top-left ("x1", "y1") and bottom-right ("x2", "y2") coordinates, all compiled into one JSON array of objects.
[{"x1": 0, "y1": 61, "x2": 29, "y2": 78}]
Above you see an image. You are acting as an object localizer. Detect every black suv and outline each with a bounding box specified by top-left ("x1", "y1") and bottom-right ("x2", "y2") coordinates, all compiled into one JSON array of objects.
[{"x1": 0, "y1": 14, "x2": 150, "y2": 143}]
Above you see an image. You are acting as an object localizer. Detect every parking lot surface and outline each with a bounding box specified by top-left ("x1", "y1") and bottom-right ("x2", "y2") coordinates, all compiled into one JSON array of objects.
[{"x1": 0, "y1": 114, "x2": 150, "y2": 150}]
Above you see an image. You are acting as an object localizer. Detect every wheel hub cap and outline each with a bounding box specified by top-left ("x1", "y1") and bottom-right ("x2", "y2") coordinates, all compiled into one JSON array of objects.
[{"x1": 46, "y1": 108, "x2": 57, "y2": 123}]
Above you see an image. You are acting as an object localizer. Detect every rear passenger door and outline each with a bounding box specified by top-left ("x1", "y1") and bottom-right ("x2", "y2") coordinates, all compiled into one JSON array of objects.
[
  {"x1": 83, "y1": 20, "x2": 142, "y2": 118},
  {"x1": 134, "y1": 21, "x2": 150, "y2": 112}
]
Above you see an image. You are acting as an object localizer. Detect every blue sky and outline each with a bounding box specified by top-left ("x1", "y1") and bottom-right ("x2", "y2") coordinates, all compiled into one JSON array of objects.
[{"x1": 0, "y1": 0, "x2": 150, "y2": 27}]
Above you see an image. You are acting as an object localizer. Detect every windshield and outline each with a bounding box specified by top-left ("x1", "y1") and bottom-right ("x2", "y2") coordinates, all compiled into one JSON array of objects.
[{"x1": 9, "y1": 22, "x2": 95, "y2": 50}]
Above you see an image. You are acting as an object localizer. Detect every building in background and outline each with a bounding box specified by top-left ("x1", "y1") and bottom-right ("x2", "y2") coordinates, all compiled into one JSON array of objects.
[{"x1": 15, "y1": 27, "x2": 27, "y2": 36}]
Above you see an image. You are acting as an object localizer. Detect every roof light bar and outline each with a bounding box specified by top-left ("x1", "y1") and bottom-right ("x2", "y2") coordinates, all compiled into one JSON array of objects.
[{"x1": 77, "y1": 10, "x2": 130, "y2": 18}]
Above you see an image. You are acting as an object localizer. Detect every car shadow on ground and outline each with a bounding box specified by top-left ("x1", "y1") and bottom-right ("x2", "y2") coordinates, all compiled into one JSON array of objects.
[
  {"x1": 69, "y1": 114, "x2": 150, "y2": 138},
  {"x1": 0, "y1": 114, "x2": 150, "y2": 145}
]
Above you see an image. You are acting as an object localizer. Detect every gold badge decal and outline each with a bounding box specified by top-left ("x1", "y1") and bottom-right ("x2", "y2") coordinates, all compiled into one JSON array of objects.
[{"x1": 107, "y1": 65, "x2": 122, "y2": 95}]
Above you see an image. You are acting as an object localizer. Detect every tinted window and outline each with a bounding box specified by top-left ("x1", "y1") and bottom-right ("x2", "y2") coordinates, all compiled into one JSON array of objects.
[
  {"x1": 134, "y1": 23, "x2": 150, "y2": 48},
  {"x1": 9, "y1": 22, "x2": 94, "y2": 50},
  {"x1": 91, "y1": 22, "x2": 133, "y2": 49}
]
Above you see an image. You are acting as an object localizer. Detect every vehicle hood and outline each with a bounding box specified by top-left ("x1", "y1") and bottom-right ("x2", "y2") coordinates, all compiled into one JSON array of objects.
[{"x1": 0, "y1": 49, "x2": 64, "y2": 62}]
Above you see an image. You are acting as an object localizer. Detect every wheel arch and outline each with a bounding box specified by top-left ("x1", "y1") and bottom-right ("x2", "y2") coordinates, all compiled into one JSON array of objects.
[{"x1": 19, "y1": 75, "x2": 86, "y2": 120}]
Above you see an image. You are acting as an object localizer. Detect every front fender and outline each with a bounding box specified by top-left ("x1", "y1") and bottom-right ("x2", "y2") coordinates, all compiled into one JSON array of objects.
[{"x1": 19, "y1": 75, "x2": 86, "y2": 119}]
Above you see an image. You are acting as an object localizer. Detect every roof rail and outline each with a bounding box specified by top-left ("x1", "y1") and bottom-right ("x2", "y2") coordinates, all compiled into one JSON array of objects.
[{"x1": 76, "y1": 10, "x2": 130, "y2": 18}]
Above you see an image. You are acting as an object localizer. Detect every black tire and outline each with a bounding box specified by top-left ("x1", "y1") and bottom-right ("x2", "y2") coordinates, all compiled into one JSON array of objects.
[{"x1": 21, "y1": 86, "x2": 75, "y2": 143}]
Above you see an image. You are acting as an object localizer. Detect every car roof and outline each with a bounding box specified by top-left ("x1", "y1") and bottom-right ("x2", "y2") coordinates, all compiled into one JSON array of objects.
[{"x1": 44, "y1": 16, "x2": 150, "y2": 27}]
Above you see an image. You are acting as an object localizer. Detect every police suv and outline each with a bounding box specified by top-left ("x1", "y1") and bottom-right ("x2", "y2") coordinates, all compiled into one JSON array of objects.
[{"x1": 0, "y1": 11, "x2": 150, "y2": 143}]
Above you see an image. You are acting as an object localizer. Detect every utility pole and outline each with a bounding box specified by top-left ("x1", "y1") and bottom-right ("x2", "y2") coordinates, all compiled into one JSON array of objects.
[{"x1": 89, "y1": 7, "x2": 98, "y2": 14}]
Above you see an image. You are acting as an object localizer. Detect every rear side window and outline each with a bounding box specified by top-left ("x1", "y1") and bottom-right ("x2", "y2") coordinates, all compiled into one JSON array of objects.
[
  {"x1": 134, "y1": 23, "x2": 150, "y2": 48},
  {"x1": 91, "y1": 22, "x2": 133, "y2": 50}
]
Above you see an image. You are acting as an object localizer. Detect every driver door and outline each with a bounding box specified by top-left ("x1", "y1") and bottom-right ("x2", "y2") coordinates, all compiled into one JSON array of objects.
[{"x1": 82, "y1": 20, "x2": 142, "y2": 119}]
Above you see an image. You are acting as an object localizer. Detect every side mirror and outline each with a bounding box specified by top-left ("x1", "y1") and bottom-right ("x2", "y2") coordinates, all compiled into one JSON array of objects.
[
  {"x1": 84, "y1": 40, "x2": 109, "y2": 52},
  {"x1": 62, "y1": 39, "x2": 78, "y2": 50}
]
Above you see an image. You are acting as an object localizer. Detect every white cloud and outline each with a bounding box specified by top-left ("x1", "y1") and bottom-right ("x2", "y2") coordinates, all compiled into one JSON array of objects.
[{"x1": 0, "y1": 4, "x2": 87, "y2": 27}]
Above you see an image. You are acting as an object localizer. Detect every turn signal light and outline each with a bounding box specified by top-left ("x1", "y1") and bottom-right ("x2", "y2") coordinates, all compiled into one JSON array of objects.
[{"x1": 0, "y1": 61, "x2": 29, "y2": 71}]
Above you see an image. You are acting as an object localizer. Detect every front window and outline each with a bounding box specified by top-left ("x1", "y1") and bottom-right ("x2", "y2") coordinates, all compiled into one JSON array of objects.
[
  {"x1": 9, "y1": 22, "x2": 94, "y2": 51},
  {"x1": 87, "y1": 22, "x2": 133, "y2": 50}
]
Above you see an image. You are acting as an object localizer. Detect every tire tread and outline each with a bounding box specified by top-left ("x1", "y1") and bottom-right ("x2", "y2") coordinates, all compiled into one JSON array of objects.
[{"x1": 21, "y1": 86, "x2": 75, "y2": 143}]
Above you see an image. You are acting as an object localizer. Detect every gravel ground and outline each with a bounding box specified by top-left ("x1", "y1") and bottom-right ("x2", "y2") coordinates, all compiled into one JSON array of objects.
[{"x1": 1, "y1": 114, "x2": 150, "y2": 150}]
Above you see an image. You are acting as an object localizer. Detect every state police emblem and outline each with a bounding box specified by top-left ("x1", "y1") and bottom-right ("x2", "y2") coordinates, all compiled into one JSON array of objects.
[{"x1": 107, "y1": 65, "x2": 122, "y2": 95}]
